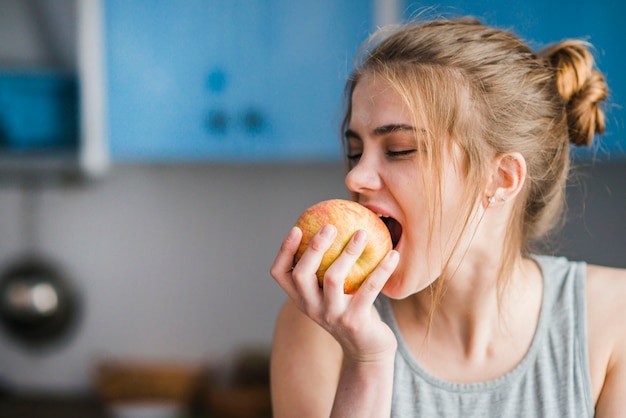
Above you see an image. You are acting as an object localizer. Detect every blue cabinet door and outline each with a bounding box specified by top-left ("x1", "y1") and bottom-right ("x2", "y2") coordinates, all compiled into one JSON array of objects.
[{"x1": 104, "y1": 0, "x2": 372, "y2": 162}]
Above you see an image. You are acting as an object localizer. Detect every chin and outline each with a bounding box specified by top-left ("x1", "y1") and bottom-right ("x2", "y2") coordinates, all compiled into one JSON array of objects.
[
  {"x1": 380, "y1": 264, "x2": 412, "y2": 299},
  {"x1": 380, "y1": 250, "x2": 438, "y2": 299}
]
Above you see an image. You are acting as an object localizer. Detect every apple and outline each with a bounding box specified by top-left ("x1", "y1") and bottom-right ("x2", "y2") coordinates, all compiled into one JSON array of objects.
[{"x1": 293, "y1": 199, "x2": 392, "y2": 294}]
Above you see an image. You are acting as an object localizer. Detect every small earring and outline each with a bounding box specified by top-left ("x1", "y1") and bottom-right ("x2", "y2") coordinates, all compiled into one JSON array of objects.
[
  {"x1": 488, "y1": 196, "x2": 496, "y2": 204},
  {"x1": 500, "y1": 195, "x2": 507, "y2": 202}
]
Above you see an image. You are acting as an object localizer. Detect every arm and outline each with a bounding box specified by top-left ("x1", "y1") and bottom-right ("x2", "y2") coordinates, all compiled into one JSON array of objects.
[
  {"x1": 586, "y1": 265, "x2": 626, "y2": 417},
  {"x1": 271, "y1": 300, "x2": 397, "y2": 418},
  {"x1": 595, "y1": 356, "x2": 626, "y2": 417},
  {"x1": 270, "y1": 299, "x2": 343, "y2": 417},
  {"x1": 330, "y1": 351, "x2": 396, "y2": 417},
  {"x1": 270, "y1": 226, "x2": 399, "y2": 417}
]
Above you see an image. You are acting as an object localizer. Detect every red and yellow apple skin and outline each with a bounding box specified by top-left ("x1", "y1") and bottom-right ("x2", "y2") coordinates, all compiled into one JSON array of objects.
[{"x1": 293, "y1": 199, "x2": 392, "y2": 294}]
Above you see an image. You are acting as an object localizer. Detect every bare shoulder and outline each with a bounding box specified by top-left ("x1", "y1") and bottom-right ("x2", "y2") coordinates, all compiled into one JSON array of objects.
[
  {"x1": 586, "y1": 263, "x2": 626, "y2": 325},
  {"x1": 270, "y1": 299, "x2": 343, "y2": 417},
  {"x1": 586, "y1": 264, "x2": 626, "y2": 414},
  {"x1": 586, "y1": 263, "x2": 626, "y2": 347}
]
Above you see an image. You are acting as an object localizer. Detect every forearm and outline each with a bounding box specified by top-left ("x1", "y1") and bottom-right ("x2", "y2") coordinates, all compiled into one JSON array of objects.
[{"x1": 330, "y1": 355, "x2": 396, "y2": 418}]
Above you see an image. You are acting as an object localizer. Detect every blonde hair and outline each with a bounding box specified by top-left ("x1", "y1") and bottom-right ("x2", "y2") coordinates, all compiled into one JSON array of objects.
[{"x1": 342, "y1": 17, "x2": 608, "y2": 299}]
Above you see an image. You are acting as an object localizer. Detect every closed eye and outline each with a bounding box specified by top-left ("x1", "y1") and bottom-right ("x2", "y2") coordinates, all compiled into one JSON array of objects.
[{"x1": 387, "y1": 149, "x2": 417, "y2": 158}]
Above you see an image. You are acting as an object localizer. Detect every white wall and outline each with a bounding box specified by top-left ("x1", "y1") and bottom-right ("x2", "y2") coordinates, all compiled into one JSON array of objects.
[{"x1": 551, "y1": 160, "x2": 626, "y2": 267}]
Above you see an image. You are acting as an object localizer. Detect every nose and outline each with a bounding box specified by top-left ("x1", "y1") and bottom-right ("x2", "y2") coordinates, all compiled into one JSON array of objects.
[{"x1": 345, "y1": 155, "x2": 382, "y2": 195}]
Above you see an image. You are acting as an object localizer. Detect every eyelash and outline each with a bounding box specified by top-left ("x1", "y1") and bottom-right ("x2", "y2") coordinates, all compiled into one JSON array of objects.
[
  {"x1": 388, "y1": 149, "x2": 417, "y2": 157},
  {"x1": 346, "y1": 149, "x2": 417, "y2": 161}
]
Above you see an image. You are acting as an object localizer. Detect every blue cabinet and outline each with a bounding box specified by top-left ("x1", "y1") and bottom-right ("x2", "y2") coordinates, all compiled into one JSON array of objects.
[
  {"x1": 0, "y1": 72, "x2": 78, "y2": 152},
  {"x1": 104, "y1": 1, "x2": 372, "y2": 162}
]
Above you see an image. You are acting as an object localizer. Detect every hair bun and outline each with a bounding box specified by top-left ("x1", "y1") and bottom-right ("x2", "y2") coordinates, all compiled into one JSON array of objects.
[{"x1": 540, "y1": 40, "x2": 608, "y2": 147}]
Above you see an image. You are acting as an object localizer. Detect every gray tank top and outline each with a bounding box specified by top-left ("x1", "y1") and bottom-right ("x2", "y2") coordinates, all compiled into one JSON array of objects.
[{"x1": 374, "y1": 255, "x2": 594, "y2": 417}]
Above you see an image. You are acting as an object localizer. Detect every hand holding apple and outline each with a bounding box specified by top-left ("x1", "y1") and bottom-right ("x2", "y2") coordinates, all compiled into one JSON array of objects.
[{"x1": 293, "y1": 199, "x2": 392, "y2": 294}]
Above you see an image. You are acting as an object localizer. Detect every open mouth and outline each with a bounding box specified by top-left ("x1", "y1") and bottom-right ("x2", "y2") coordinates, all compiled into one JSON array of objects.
[{"x1": 380, "y1": 216, "x2": 402, "y2": 249}]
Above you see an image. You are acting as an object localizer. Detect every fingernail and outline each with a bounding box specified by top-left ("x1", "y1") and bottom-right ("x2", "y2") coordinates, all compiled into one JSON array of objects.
[
  {"x1": 286, "y1": 226, "x2": 299, "y2": 241},
  {"x1": 353, "y1": 229, "x2": 367, "y2": 245},
  {"x1": 387, "y1": 250, "x2": 399, "y2": 263},
  {"x1": 320, "y1": 224, "x2": 336, "y2": 238}
]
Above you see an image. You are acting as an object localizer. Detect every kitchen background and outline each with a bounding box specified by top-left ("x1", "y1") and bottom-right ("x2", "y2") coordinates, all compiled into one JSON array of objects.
[{"x1": 0, "y1": 0, "x2": 624, "y2": 413}]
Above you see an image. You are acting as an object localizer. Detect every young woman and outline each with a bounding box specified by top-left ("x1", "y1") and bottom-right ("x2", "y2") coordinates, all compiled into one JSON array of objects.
[{"x1": 270, "y1": 17, "x2": 625, "y2": 417}]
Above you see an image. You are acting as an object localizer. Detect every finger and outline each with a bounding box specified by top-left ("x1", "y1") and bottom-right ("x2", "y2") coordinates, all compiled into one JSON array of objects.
[
  {"x1": 351, "y1": 250, "x2": 399, "y2": 310},
  {"x1": 291, "y1": 224, "x2": 337, "y2": 299},
  {"x1": 269, "y1": 226, "x2": 302, "y2": 300},
  {"x1": 322, "y1": 229, "x2": 368, "y2": 299},
  {"x1": 321, "y1": 229, "x2": 368, "y2": 319}
]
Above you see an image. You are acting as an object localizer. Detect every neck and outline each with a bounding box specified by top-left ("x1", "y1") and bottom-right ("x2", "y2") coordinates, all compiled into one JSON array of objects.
[{"x1": 398, "y1": 252, "x2": 542, "y2": 360}]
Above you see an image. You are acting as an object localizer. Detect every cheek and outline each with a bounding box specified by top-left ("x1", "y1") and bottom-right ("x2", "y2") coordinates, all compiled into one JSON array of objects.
[{"x1": 438, "y1": 165, "x2": 476, "y2": 238}]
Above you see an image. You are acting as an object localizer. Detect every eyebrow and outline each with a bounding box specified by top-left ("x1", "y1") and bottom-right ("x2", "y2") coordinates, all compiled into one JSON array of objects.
[
  {"x1": 345, "y1": 124, "x2": 417, "y2": 140},
  {"x1": 374, "y1": 124, "x2": 417, "y2": 136}
]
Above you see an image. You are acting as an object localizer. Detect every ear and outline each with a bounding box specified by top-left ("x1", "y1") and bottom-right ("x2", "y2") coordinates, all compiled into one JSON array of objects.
[{"x1": 483, "y1": 152, "x2": 526, "y2": 207}]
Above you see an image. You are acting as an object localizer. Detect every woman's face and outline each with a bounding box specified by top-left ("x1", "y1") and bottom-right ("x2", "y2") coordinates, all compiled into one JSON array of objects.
[{"x1": 345, "y1": 75, "x2": 478, "y2": 298}]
